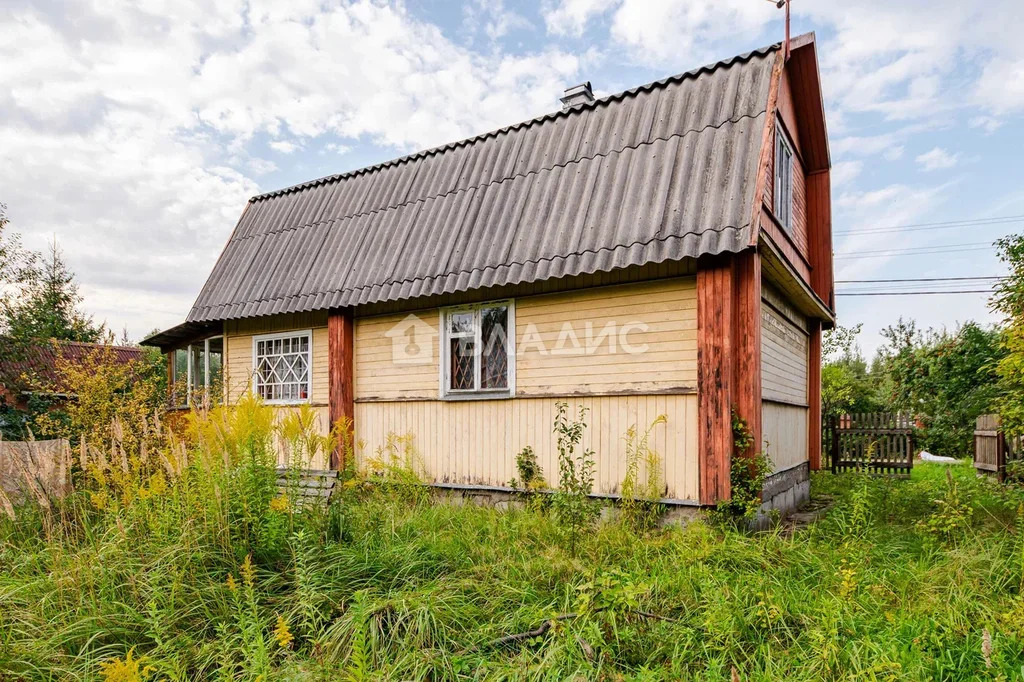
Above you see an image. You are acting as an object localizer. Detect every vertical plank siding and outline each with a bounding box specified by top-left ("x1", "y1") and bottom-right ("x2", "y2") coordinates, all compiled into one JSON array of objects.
[
  {"x1": 807, "y1": 320, "x2": 822, "y2": 470},
  {"x1": 762, "y1": 402, "x2": 808, "y2": 472},
  {"x1": 355, "y1": 395, "x2": 698, "y2": 501},
  {"x1": 328, "y1": 309, "x2": 355, "y2": 468}
]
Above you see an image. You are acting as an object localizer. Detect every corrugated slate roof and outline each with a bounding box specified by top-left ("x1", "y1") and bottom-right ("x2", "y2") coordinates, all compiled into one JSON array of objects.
[{"x1": 185, "y1": 43, "x2": 779, "y2": 324}]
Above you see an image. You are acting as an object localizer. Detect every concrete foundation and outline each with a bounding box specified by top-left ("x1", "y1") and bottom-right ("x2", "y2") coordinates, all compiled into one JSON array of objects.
[{"x1": 753, "y1": 462, "x2": 811, "y2": 528}]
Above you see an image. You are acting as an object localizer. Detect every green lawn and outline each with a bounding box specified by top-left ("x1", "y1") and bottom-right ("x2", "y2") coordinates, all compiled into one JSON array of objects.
[{"x1": 2, "y1": 456, "x2": 1023, "y2": 681}]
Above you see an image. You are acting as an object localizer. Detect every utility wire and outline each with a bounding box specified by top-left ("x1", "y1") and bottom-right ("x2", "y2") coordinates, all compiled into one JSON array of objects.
[
  {"x1": 834, "y1": 213, "x2": 1024, "y2": 237},
  {"x1": 836, "y1": 276, "x2": 1003, "y2": 283},
  {"x1": 835, "y1": 288, "x2": 995, "y2": 294},
  {"x1": 835, "y1": 245, "x2": 994, "y2": 260}
]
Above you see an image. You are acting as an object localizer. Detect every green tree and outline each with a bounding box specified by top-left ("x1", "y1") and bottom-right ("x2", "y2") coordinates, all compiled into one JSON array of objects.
[
  {"x1": 875, "y1": 318, "x2": 1003, "y2": 456},
  {"x1": 1, "y1": 238, "x2": 105, "y2": 343},
  {"x1": 992, "y1": 235, "x2": 1024, "y2": 436},
  {"x1": 821, "y1": 324, "x2": 883, "y2": 422}
]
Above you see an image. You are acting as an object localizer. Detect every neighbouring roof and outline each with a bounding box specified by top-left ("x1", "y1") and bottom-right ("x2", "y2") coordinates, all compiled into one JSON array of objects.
[
  {"x1": 152, "y1": 39, "x2": 788, "y2": 345},
  {"x1": 0, "y1": 340, "x2": 146, "y2": 395}
]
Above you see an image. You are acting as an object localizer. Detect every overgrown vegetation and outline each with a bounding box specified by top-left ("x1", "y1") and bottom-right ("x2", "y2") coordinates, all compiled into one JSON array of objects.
[
  {"x1": 5, "y1": 391, "x2": 1024, "y2": 679},
  {"x1": 820, "y1": 319, "x2": 1003, "y2": 458}
]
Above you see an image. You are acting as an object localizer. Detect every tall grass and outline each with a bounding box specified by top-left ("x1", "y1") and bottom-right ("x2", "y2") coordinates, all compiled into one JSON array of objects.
[{"x1": 3, "y1": 398, "x2": 1024, "y2": 680}]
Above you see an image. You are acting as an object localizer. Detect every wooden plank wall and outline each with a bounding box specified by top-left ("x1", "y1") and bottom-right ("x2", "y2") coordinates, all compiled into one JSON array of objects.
[
  {"x1": 222, "y1": 278, "x2": 700, "y2": 497},
  {"x1": 761, "y1": 302, "x2": 809, "y2": 405},
  {"x1": 515, "y1": 278, "x2": 697, "y2": 396},
  {"x1": 762, "y1": 402, "x2": 808, "y2": 472},
  {"x1": 696, "y1": 252, "x2": 761, "y2": 505},
  {"x1": 760, "y1": 282, "x2": 810, "y2": 471},
  {"x1": 224, "y1": 312, "x2": 329, "y2": 404},
  {"x1": 328, "y1": 309, "x2": 354, "y2": 468},
  {"x1": 355, "y1": 394, "x2": 699, "y2": 501}
]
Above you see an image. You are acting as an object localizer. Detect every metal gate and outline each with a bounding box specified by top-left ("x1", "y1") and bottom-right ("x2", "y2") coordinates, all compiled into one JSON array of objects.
[{"x1": 829, "y1": 412, "x2": 914, "y2": 476}]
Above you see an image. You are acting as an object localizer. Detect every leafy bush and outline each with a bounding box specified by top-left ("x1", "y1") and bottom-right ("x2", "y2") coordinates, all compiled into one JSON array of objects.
[{"x1": 551, "y1": 401, "x2": 597, "y2": 554}]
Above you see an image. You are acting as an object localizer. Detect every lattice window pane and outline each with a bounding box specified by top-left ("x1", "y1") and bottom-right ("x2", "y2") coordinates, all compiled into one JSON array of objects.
[
  {"x1": 480, "y1": 305, "x2": 508, "y2": 389},
  {"x1": 450, "y1": 337, "x2": 475, "y2": 390},
  {"x1": 254, "y1": 333, "x2": 310, "y2": 402}
]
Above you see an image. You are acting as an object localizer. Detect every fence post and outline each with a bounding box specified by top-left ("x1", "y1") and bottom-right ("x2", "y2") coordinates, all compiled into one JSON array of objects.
[
  {"x1": 998, "y1": 428, "x2": 1007, "y2": 483},
  {"x1": 830, "y1": 414, "x2": 839, "y2": 474}
]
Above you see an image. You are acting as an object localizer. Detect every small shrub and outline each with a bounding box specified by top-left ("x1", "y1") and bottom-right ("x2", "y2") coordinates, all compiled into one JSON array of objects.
[
  {"x1": 510, "y1": 445, "x2": 545, "y2": 490},
  {"x1": 619, "y1": 415, "x2": 667, "y2": 531},
  {"x1": 552, "y1": 402, "x2": 598, "y2": 554},
  {"x1": 918, "y1": 468, "x2": 974, "y2": 544}
]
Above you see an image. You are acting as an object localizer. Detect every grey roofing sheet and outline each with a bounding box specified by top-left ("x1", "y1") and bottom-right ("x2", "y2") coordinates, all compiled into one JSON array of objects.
[{"x1": 186, "y1": 44, "x2": 778, "y2": 323}]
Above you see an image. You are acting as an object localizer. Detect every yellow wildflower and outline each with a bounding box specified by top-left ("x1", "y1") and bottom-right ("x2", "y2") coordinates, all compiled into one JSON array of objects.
[
  {"x1": 274, "y1": 614, "x2": 294, "y2": 649},
  {"x1": 240, "y1": 554, "x2": 255, "y2": 588},
  {"x1": 226, "y1": 574, "x2": 237, "y2": 592},
  {"x1": 269, "y1": 495, "x2": 289, "y2": 513},
  {"x1": 98, "y1": 648, "x2": 155, "y2": 682},
  {"x1": 89, "y1": 491, "x2": 108, "y2": 511},
  {"x1": 148, "y1": 472, "x2": 168, "y2": 497}
]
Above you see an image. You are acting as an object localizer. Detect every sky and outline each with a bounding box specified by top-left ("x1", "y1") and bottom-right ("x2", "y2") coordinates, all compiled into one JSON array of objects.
[{"x1": 2, "y1": 0, "x2": 1023, "y2": 358}]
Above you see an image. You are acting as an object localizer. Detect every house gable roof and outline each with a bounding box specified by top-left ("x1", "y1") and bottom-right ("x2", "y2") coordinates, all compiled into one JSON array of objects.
[{"x1": 158, "y1": 39, "x2": 796, "y2": 341}]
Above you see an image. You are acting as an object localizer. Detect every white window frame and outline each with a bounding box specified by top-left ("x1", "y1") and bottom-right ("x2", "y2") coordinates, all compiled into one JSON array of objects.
[
  {"x1": 440, "y1": 300, "x2": 515, "y2": 400},
  {"x1": 251, "y1": 329, "x2": 313, "y2": 405},
  {"x1": 774, "y1": 122, "x2": 794, "y2": 232}
]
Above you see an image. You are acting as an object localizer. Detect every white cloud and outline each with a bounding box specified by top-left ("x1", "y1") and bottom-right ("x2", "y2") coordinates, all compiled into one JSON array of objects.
[
  {"x1": 915, "y1": 146, "x2": 958, "y2": 171},
  {"x1": 543, "y1": 0, "x2": 618, "y2": 37},
  {"x1": 0, "y1": 0, "x2": 582, "y2": 340},
  {"x1": 269, "y1": 140, "x2": 301, "y2": 154},
  {"x1": 831, "y1": 160, "x2": 863, "y2": 189},
  {"x1": 974, "y1": 57, "x2": 1024, "y2": 115},
  {"x1": 608, "y1": 0, "x2": 776, "y2": 65}
]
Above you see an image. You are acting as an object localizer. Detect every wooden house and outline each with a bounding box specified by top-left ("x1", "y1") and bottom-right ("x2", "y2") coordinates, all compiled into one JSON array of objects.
[{"x1": 146, "y1": 33, "x2": 834, "y2": 513}]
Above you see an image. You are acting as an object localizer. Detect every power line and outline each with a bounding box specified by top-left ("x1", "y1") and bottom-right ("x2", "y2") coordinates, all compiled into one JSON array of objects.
[
  {"x1": 835, "y1": 290, "x2": 993, "y2": 296},
  {"x1": 835, "y1": 276, "x2": 1003, "y2": 283},
  {"x1": 834, "y1": 213, "x2": 1024, "y2": 237},
  {"x1": 835, "y1": 245, "x2": 994, "y2": 260}
]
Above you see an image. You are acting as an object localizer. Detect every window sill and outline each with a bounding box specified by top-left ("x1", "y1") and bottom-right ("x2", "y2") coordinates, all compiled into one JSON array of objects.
[{"x1": 440, "y1": 391, "x2": 514, "y2": 402}]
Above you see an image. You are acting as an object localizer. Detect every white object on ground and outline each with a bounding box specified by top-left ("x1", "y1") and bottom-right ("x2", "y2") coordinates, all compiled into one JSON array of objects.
[{"x1": 919, "y1": 450, "x2": 960, "y2": 464}]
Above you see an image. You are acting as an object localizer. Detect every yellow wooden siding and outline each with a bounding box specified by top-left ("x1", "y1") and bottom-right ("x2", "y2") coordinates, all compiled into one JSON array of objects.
[
  {"x1": 352, "y1": 277, "x2": 697, "y2": 401},
  {"x1": 355, "y1": 394, "x2": 699, "y2": 500},
  {"x1": 762, "y1": 401, "x2": 808, "y2": 472},
  {"x1": 515, "y1": 278, "x2": 697, "y2": 395},
  {"x1": 223, "y1": 313, "x2": 329, "y2": 405},
  {"x1": 354, "y1": 312, "x2": 440, "y2": 401},
  {"x1": 761, "y1": 300, "x2": 808, "y2": 405}
]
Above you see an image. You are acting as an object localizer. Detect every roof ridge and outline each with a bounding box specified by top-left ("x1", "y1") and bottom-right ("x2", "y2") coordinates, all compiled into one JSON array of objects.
[{"x1": 249, "y1": 42, "x2": 780, "y2": 203}]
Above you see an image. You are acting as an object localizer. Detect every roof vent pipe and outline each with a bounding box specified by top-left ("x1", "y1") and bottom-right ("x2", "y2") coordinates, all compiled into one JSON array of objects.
[{"x1": 560, "y1": 81, "x2": 595, "y2": 111}]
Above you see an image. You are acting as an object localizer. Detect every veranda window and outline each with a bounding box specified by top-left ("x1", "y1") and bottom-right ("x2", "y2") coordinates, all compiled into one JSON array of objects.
[
  {"x1": 170, "y1": 336, "x2": 223, "y2": 407},
  {"x1": 253, "y1": 331, "x2": 312, "y2": 403},
  {"x1": 441, "y1": 301, "x2": 514, "y2": 399}
]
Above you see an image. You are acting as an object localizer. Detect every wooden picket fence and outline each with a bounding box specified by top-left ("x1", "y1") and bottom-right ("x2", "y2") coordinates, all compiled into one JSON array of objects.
[
  {"x1": 973, "y1": 414, "x2": 1023, "y2": 481},
  {"x1": 829, "y1": 412, "x2": 915, "y2": 476}
]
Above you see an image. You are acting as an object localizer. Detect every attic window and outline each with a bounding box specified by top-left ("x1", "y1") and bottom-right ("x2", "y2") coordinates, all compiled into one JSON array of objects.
[
  {"x1": 774, "y1": 125, "x2": 794, "y2": 231},
  {"x1": 441, "y1": 301, "x2": 515, "y2": 399}
]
